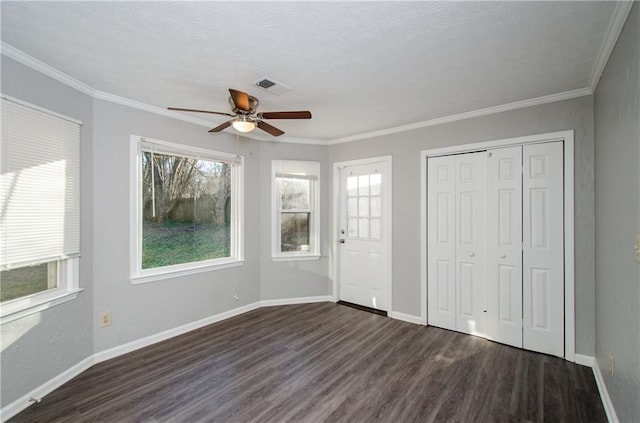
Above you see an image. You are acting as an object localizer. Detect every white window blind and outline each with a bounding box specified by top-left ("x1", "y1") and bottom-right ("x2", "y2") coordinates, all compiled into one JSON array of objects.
[{"x1": 1, "y1": 97, "x2": 81, "y2": 270}]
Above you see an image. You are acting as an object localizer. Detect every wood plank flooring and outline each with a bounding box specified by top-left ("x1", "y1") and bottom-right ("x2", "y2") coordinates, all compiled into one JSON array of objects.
[{"x1": 9, "y1": 303, "x2": 606, "y2": 422}]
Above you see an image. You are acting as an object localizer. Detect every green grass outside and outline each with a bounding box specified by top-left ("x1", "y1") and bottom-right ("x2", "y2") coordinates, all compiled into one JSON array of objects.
[
  {"x1": 1, "y1": 263, "x2": 50, "y2": 302},
  {"x1": 142, "y1": 221, "x2": 231, "y2": 269}
]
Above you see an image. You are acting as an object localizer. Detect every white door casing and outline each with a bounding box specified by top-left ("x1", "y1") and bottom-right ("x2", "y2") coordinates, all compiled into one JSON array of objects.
[
  {"x1": 336, "y1": 158, "x2": 391, "y2": 311},
  {"x1": 522, "y1": 142, "x2": 564, "y2": 356},
  {"x1": 486, "y1": 146, "x2": 523, "y2": 348}
]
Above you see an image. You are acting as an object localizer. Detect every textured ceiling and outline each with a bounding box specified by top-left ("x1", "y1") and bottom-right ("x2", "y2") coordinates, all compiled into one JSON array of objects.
[{"x1": 1, "y1": 1, "x2": 618, "y2": 142}]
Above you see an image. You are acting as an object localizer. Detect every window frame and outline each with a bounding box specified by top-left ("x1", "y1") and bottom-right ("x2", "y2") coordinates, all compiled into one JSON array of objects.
[
  {"x1": 0, "y1": 96, "x2": 82, "y2": 324},
  {"x1": 0, "y1": 258, "x2": 81, "y2": 324},
  {"x1": 271, "y1": 160, "x2": 320, "y2": 261},
  {"x1": 129, "y1": 135, "x2": 244, "y2": 284}
]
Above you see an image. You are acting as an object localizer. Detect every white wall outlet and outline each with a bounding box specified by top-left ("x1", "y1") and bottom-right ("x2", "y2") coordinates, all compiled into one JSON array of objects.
[
  {"x1": 99, "y1": 311, "x2": 112, "y2": 328},
  {"x1": 634, "y1": 235, "x2": 640, "y2": 263},
  {"x1": 233, "y1": 294, "x2": 239, "y2": 301},
  {"x1": 609, "y1": 353, "x2": 615, "y2": 377}
]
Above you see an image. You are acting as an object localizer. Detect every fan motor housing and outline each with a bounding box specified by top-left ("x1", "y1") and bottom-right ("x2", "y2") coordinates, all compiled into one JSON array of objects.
[{"x1": 229, "y1": 95, "x2": 259, "y2": 114}]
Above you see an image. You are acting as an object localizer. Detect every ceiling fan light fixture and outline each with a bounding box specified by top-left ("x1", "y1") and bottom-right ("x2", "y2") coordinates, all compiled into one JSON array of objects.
[{"x1": 232, "y1": 119, "x2": 256, "y2": 133}]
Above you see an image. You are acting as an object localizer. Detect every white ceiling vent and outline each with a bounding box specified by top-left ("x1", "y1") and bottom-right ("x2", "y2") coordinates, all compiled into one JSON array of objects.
[{"x1": 253, "y1": 77, "x2": 291, "y2": 96}]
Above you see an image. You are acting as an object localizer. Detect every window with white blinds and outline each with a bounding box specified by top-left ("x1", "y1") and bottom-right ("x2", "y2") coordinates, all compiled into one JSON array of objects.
[{"x1": 1, "y1": 97, "x2": 81, "y2": 271}]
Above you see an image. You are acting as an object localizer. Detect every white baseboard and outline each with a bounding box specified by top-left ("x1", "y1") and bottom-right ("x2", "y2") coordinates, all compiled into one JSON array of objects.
[
  {"x1": 1, "y1": 296, "x2": 332, "y2": 422},
  {"x1": 1, "y1": 355, "x2": 95, "y2": 422},
  {"x1": 575, "y1": 353, "x2": 595, "y2": 367},
  {"x1": 592, "y1": 359, "x2": 619, "y2": 423},
  {"x1": 259, "y1": 295, "x2": 333, "y2": 308},
  {"x1": 389, "y1": 311, "x2": 424, "y2": 325},
  {"x1": 93, "y1": 301, "x2": 263, "y2": 364}
]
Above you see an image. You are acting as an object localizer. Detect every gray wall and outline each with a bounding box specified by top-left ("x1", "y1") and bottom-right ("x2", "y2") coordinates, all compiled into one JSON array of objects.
[
  {"x1": 258, "y1": 141, "x2": 332, "y2": 301},
  {"x1": 1, "y1": 57, "x2": 95, "y2": 407},
  {"x1": 91, "y1": 99, "x2": 266, "y2": 352},
  {"x1": 328, "y1": 95, "x2": 596, "y2": 355},
  {"x1": 1, "y1": 55, "x2": 331, "y2": 408},
  {"x1": 594, "y1": 4, "x2": 640, "y2": 422}
]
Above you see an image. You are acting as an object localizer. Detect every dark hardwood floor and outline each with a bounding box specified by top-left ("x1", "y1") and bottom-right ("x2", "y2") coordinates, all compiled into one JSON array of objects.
[{"x1": 9, "y1": 303, "x2": 606, "y2": 422}]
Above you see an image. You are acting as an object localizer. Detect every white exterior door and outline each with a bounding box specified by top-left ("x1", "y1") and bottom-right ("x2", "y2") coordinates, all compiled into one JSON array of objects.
[
  {"x1": 338, "y1": 160, "x2": 390, "y2": 311},
  {"x1": 486, "y1": 147, "x2": 523, "y2": 348},
  {"x1": 427, "y1": 152, "x2": 486, "y2": 336},
  {"x1": 523, "y1": 142, "x2": 564, "y2": 356}
]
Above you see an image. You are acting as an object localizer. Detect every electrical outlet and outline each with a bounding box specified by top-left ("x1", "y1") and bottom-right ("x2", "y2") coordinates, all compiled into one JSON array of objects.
[
  {"x1": 634, "y1": 235, "x2": 640, "y2": 263},
  {"x1": 99, "y1": 311, "x2": 112, "y2": 328},
  {"x1": 233, "y1": 294, "x2": 239, "y2": 301},
  {"x1": 609, "y1": 353, "x2": 615, "y2": 377}
]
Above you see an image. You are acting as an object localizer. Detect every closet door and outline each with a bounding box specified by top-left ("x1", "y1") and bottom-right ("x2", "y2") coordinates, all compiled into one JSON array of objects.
[
  {"x1": 454, "y1": 152, "x2": 487, "y2": 336},
  {"x1": 427, "y1": 155, "x2": 456, "y2": 330},
  {"x1": 486, "y1": 147, "x2": 523, "y2": 348},
  {"x1": 523, "y1": 142, "x2": 564, "y2": 357}
]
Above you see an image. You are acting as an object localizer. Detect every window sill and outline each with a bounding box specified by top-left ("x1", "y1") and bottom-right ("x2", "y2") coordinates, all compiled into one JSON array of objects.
[
  {"x1": 0, "y1": 288, "x2": 83, "y2": 325},
  {"x1": 131, "y1": 259, "x2": 245, "y2": 285},
  {"x1": 272, "y1": 255, "x2": 321, "y2": 262}
]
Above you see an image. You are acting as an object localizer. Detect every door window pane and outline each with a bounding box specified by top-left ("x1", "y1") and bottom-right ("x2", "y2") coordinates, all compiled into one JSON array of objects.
[
  {"x1": 358, "y1": 197, "x2": 369, "y2": 217},
  {"x1": 370, "y1": 173, "x2": 382, "y2": 195},
  {"x1": 347, "y1": 176, "x2": 358, "y2": 197},
  {"x1": 358, "y1": 175, "x2": 370, "y2": 196},
  {"x1": 345, "y1": 172, "x2": 383, "y2": 240},
  {"x1": 370, "y1": 196, "x2": 382, "y2": 217},
  {"x1": 281, "y1": 212, "x2": 310, "y2": 252},
  {"x1": 358, "y1": 218, "x2": 370, "y2": 239},
  {"x1": 348, "y1": 197, "x2": 358, "y2": 217}
]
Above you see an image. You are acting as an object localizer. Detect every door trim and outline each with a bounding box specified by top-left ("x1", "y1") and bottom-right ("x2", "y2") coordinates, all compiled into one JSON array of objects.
[
  {"x1": 332, "y1": 155, "x2": 393, "y2": 312},
  {"x1": 420, "y1": 130, "x2": 575, "y2": 362}
]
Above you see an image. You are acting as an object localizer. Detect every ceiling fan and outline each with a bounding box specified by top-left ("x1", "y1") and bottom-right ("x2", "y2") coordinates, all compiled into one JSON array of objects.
[{"x1": 168, "y1": 88, "x2": 312, "y2": 137}]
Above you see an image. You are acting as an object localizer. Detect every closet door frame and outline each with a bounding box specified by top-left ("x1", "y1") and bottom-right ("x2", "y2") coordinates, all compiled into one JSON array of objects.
[{"x1": 420, "y1": 130, "x2": 575, "y2": 362}]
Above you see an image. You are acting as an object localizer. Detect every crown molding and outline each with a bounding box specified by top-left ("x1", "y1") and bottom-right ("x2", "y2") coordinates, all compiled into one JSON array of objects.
[
  {"x1": 0, "y1": 31, "x2": 614, "y2": 147},
  {"x1": 1, "y1": 42, "x2": 96, "y2": 97},
  {"x1": 588, "y1": 1, "x2": 634, "y2": 92},
  {"x1": 93, "y1": 90, "x2": 217, "y2": 129},
  {"x1": 327, "y1": 88, "x2": 592, "y2": 145}
]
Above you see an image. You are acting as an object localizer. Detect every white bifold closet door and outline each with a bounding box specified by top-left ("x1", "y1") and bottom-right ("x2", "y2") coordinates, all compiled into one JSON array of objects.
[
  {"x1": 486, "y1": 146, "x2": 523, "y2": 348},
  {"x1": 428, "y1": 142, "x2": 564, "y2": 357},
  {"x1": 428, "y1": 152, "x2": 487, "y2": 337},
  {"x1": 522, "y1": 142, "x2": 564, "y2": 357}
]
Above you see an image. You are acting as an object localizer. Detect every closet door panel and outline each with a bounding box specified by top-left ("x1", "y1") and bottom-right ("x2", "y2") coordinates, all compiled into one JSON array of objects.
[
  {"x1": 455, "y1": 152, "x2": 486, "y2": 337},
  {"x1": 486, "y1": 147, "x2": 523, "y2": 347},
  {"x1": 523, "y1": 142, "x2": 564, "y2": 357},
  {"x1": 427, "y1": 156, "x2": 456, "y2": 330}
]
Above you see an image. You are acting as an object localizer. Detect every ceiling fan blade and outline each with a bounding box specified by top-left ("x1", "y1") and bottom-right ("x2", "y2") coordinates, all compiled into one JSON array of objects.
[
  {"x1": 168, "y1": 107, "x2": 234, "y2": 117},
  {"x1": 229, "y1": 89, "x2": 250, "y2": 112},
  {"x1": 259, "y1": 111, "x2": 312, "y2": 120},
  {"x1": 208, "y1": 121, "x2": 232, "y2": 133},
  {"x1": 257, "y1": 120, "x2": 285, "y2": 137}
]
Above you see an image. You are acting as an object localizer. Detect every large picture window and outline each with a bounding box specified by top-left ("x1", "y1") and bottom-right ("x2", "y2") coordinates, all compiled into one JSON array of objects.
[
  {"x1": 272, "y1": 160, "x2": 320, "y2": 260},
  {"x1": 132, "y1": 136, "x2": 243, "y2": 281},
  {"x1": 1, "y1": 97, "x2": 81, "y2": 322}
]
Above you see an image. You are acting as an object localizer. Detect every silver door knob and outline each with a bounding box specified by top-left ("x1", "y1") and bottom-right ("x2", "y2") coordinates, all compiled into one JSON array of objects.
[
  {"x1": 469, "y1": 252, "x2": 475, "y2": 257},
  {"x1": 500, "y1": 254, "x2": 506, "y2": 258},
  {"x1": 339, "y1": 239, "x2": 345, "y2": 244}
]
